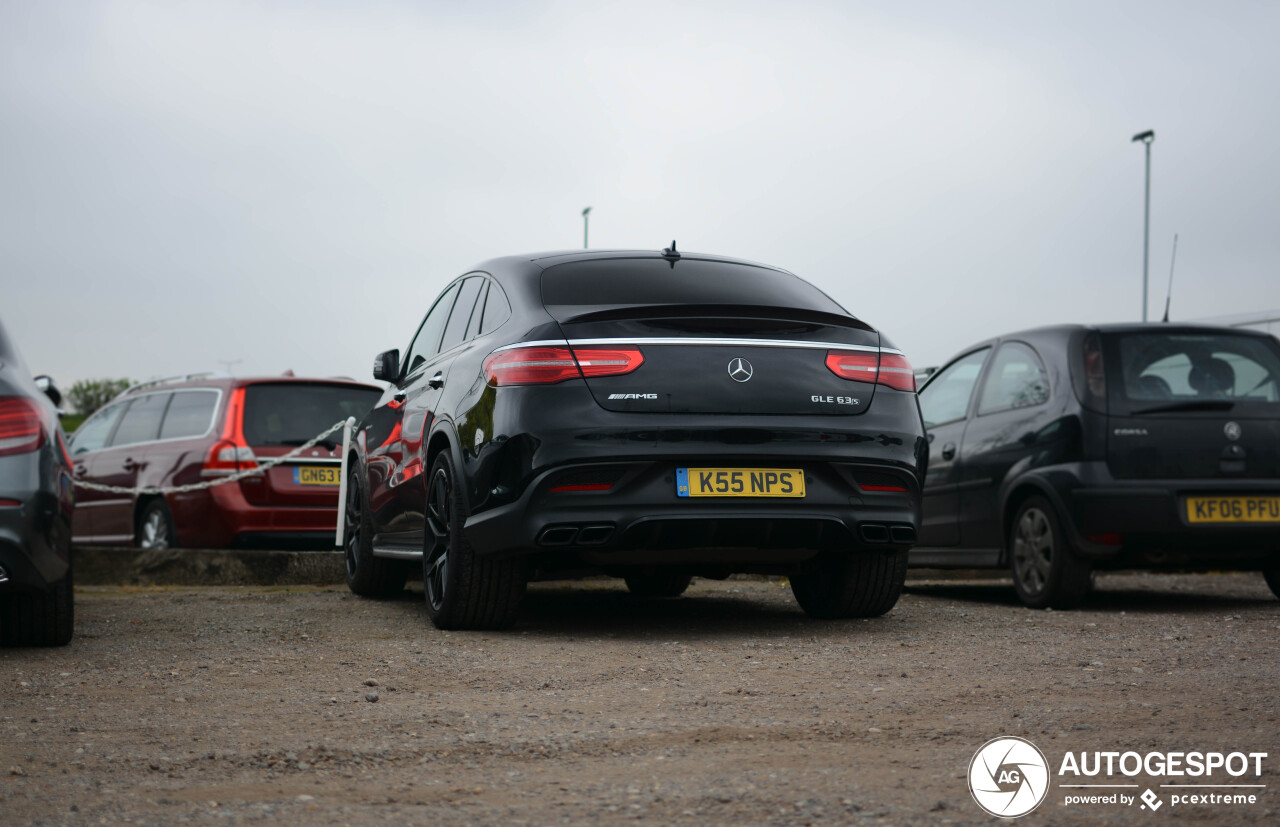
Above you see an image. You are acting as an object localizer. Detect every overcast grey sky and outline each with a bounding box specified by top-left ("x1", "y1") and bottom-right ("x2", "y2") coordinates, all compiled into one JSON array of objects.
[{"x1": 2, "y1": 0, "x2": 1278, "y2": 390}]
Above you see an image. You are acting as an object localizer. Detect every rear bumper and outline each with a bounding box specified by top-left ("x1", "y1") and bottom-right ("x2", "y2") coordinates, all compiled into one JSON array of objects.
[
  {"x1": 465, "y1": 457, "x2": 920, "y2": 565},
  {"x1": 0, "y1": 491, "x2": 71, "y2": 592},
  {"x1": 169, "y1": 483, "x2": 338, "y2": 549},
  {"x1": 1050, "y1": 463, "x2": 1280, "y2": 568}
]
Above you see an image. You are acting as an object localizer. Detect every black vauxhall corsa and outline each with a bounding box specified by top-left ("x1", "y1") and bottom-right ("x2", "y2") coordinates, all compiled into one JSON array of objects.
[
  {"x1": 343, "y1": 247, "x2": 926, "y2": 629},
  {"x1": 911, "y1": 323, "x2": 1280, "y2": 609},
  {"x1": 0, "y1": 317, "x2": 75, "y2": 646}
]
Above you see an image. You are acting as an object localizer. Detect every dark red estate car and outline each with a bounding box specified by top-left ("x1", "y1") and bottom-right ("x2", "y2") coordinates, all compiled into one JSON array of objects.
[{"x1": 67, "y1": 374, "x2": 381, "y2": 549}]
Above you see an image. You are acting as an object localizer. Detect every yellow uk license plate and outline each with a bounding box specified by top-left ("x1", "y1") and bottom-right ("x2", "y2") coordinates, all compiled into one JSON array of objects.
[
  {"x1": 677, "y1": 468, "x2": 805, "y2": 498},
  {"x1": 293, "y1": 466, "x2": 340, "y2": 486},
  {"x1": 1185, "y1": 496, "x2": 1280, "y2": 524}
]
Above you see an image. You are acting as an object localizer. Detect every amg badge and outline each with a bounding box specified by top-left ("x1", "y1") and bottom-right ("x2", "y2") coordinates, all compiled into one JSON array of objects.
[{"x1": 608, "y1": 393, "x2": 658, "y2": 400}]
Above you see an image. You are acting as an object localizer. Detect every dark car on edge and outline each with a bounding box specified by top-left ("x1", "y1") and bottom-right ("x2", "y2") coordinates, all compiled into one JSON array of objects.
[
  {"x1": 68, "y1": 375, "x2": 381, "y2": 549},
  {"x1": 911, "y1": 323, "x2": 1280, "y2": 608},
  {"x1": 343, "y1": 247, "x2": 926, "y2": 629},
  {"x1": 0, "y1": 317, "x2": 75, "y2": 646}
]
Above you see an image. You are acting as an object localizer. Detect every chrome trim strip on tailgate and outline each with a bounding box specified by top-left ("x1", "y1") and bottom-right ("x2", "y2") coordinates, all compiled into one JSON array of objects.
[{"x1": 495, "y1": 338, "x2": 902, "y2": 355}]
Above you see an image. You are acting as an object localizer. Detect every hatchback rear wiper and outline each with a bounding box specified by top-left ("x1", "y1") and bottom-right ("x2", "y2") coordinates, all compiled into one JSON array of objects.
[{"x1": 1130, "y1": 399, "x2": 1235, "y2": 415}]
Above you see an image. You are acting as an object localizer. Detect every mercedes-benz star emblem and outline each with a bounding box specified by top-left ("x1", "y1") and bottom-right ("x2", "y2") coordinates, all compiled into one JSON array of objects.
[
  {"x1": 1224, "y1": 421, "x2": 1242, "y2": 441},
  {"x1": 727, "y1": 357, "x2": 753, "y2": 383}
]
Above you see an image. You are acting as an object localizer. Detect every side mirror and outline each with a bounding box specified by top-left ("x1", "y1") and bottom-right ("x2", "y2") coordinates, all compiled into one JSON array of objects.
[
  {"x1": 372, "y1": 349, "x2": 400, "y2": 382},
  {"x1": 33, "y1": 375, "x2": 62, "y2": 408}
]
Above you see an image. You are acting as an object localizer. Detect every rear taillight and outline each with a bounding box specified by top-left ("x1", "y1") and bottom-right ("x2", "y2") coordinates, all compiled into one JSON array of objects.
[
  {"x1": 825, "y1": 350, "x2": 916, "y2": 392},
  {"x1": 483, "y1": 346, "x2": 644, "y2": 386},
  {"x1": 1083, "y1": 331, "x2": 1106, "y2": 398},
  {"x1": 202, "y1": 439, "x2": 258, "y2": 476},
  {"x1": 0, "y1": 397, "x2": 45, "y2": 457}
]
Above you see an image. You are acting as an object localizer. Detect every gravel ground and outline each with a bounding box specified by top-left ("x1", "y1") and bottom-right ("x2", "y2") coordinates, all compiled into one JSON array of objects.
[{"x1": 2, "y1": 572, "x2": 1278, "y2": 825}]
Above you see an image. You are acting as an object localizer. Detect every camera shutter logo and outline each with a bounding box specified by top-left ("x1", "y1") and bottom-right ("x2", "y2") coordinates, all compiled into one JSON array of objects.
[{"x1": 968, "y1": 736, "x2": 1050, "y2": 818}]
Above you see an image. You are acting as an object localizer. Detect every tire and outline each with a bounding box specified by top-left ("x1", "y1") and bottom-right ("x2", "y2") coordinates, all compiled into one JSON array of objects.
[
  {"x1": 344, "y1": 468, "x2": 408, "y2": 597},
  {"x1": 0, "y1": 557, "x2": 74, "y2": 647},
  {"x1": 423, "y1": 452, "x2": 526, "y2": 630},
  {"x1": 790, "y1": 549, "x2": 908, "y2": 619},
  {"x1": 1263, "y1": 569, "x2": 1280, "y2": 600},
  {"x1": 1009, "y1": 495, "x2": 1092, "y2": 610},
  {"x1": 624, "y1": 570, "x2": 693, "y2": 598},
  {"x1": 136, "y1": 499, "x2": 177, "y2": 550}
]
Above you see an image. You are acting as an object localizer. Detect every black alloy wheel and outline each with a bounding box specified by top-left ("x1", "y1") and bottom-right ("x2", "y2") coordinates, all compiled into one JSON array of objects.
[
  {"x1": 422, "y1": 452, "x2": 526, "y2": 630},
  {"x1": 423, "y1": 464, "x2": 452, "y2": 614},
  {"x1": 344, "y1": 468, "x2": 407, "y2": 597}
]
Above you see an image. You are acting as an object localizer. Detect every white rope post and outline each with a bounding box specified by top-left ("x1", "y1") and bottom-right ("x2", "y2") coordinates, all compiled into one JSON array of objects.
[{"x1": 334, "y1": 416, "x2": 356, "y2": 549}]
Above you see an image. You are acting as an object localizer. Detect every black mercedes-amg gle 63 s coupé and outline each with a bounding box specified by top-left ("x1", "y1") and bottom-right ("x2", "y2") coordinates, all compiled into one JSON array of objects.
[{"x1": 343, "y1": 247, "x2": 926, "y2": 629}]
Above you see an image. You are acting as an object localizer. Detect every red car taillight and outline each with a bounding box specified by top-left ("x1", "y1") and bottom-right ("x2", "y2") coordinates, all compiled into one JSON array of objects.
[
  {"x1": 483, "y1": 346, "x2": 644, "y2": 387},
  {"x1": 0, "y1": 397, "x2": 45, "y2": 457},
  {"x1": 825, "y1": 350, "x2": 916, "y2": 392},
  {"x1": 201, "y1": 387, "x2": 257, "y2": 475},
  {"x1": 202, "y1": 439, "x2": 258, "y2": 475}
]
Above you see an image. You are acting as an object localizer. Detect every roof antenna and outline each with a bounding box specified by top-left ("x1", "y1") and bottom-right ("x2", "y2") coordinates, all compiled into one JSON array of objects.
[
  {"x1": 1161, "y1": 233, "x2": 1178, "y2": 323},
  {"x1": 661, "y1": 240, "x2": 680, "y2": 260}
]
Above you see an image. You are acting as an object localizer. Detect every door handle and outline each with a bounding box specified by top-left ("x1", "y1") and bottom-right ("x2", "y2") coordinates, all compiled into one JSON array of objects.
[
  {"x1": 123, "y1": 457, "x2": 143, "y2": 471},
  {"x1": 927, "y1": 432, "x2": 935, "y2": 444},
  {"x1": 393, "y1": 391, "x2": 407, "y2": 403},
  {"x1": 74, "y1": 465, "x2": 86, "y2": 477},
  {"x1": 941, "y1": 443, "x2": 956, "y2": 461},
  {"x1": 428, "y1": 372, "x2": 445, "y2": 389}
]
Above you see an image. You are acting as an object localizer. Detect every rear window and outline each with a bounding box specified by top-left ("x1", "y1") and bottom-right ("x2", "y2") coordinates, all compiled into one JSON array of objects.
[
  {"x1": 242, "y1": 384, "x2": 381, "y2": 447},
  {"x1": 1112, "y1": 332, "x2": 1280, "y2": 408},
  {"x1": 540, "y1": 258, "x2": 847, "y2": 319}
]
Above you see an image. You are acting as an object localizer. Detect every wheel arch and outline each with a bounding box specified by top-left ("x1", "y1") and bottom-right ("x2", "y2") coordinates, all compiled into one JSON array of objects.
[{"x1": 998, "y1": 476, "x2": 1066, "y2": 566}]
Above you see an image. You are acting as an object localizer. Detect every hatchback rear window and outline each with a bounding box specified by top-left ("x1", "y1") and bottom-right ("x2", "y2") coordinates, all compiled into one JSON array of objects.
[
  {"x1": 1112, "y1": 332, "x2": 1280, "y2": 408},
  {"x1": 540, "y1": 258, "x2": 847, "y2": 319},
  {"x1": 242, "y1": 384, "x2": 381, "y2": 447}
]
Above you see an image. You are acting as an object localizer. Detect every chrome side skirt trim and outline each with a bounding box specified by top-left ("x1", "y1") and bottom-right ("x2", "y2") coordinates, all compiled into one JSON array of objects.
[{"x1": 372, "y1": 547, "x2": 424, "y2": 561}]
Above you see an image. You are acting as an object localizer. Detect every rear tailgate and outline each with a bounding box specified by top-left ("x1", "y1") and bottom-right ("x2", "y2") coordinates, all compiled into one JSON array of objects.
[
  {"x1": 556, "y1": 315, "x2": 884, "y2": 415},
  {"x1": 1103, "y1": 330, "x2": 1280, "y2": 480},
  {"x1": 540, "y1": 256, "x2": 895, "y2": 415},
  {"x1": 237, "y1": 381, "x2": 381, "y2": 506}
]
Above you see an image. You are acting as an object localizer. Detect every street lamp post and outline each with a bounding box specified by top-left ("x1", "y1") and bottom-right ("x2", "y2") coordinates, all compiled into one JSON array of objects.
[
  {"x1": 1132, "y1": 130, "x2": 1155, "y2": 322},
  {"x1": 582, "y1": 206, "x2": 592, "y2": 249}
]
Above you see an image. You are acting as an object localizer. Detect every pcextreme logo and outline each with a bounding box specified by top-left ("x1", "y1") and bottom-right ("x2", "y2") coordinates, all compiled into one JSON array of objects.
[{"x1": 968, "y1": 738, "x2": 1269, "y2": 818}]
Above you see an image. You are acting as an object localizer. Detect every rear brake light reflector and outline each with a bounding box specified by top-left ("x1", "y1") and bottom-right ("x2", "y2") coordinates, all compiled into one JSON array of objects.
[
  {"x1": 572, "y1": 347, "x2": 644, "y2": 377},
  {"x1": 860, "y1": 484, "x2": 908, "y2": 492},
  {"x1": 484, "y1": 346, "x2": 643, "y2": 386},
  {"x1": 825, "y1": 351, "x2": 916, "y2": 392},
  {"x1": 877, "y1": 354, "x2": 916, "y2": 392},
  {"x1": 0, "y1": 397, "x2": 44, "y2": 457},
  {"x1": 202, "y1": 439, "x2": 258, "y2": 475}
]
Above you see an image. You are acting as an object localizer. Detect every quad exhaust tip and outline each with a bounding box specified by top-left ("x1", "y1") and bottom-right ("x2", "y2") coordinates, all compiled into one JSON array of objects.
[
  {"x1": 0, "y1": 564, "x2": 8, "y2": 584},
  {"x1": 537, "y1": 524, "x2": 615, "y2": 547},
  {"x1": 859, "y1": 523, "x2": 917, "y2": 545}
]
